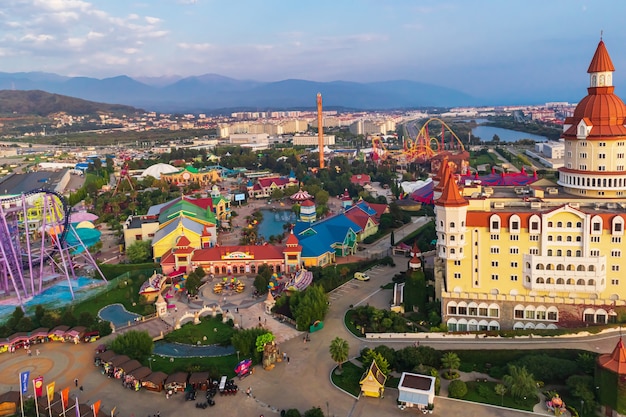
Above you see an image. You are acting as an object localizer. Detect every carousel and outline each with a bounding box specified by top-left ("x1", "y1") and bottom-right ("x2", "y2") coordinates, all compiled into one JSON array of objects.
[
  {"x1": 213, "y1": 276, "x2": 245, "y2": 294},
  {"x1": 546, "y1": 393, "x2": 566, "y2": 415},
  {"x1": 290, "y1": 189, "x2": 313, "y2": 202}
]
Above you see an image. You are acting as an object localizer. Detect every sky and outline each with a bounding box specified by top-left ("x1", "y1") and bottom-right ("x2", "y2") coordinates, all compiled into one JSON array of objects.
[{"x1": 2, "y1": 0, "x2": 626, "y2": 101}]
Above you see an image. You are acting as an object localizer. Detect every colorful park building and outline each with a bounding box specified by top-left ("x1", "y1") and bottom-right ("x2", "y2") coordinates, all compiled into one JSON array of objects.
[
  {"x1": 160, "y1": 231, "x2": 303, "y2": 276},
  {"x1": 435, "y1": 39, "x2": 626, "y2": 331},
  {"x1": 359, "y1": 359, "x2": 386, "y2": 398},
  {"x1": 247, "y1": 172, "x2": 298, "y2": 199},
  {"x1": 161, "y1": 165, "x2": 221, "y2": 187}
]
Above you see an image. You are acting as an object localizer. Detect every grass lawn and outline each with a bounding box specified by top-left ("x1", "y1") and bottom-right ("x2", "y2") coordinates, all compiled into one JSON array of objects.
[
  {"x1": 164, "y1": 315, "x2": 235, "y2": 345},
  {"x1": 331, "y1": 361, "x2": 363, "y2": 397},
  {"x1": 71, "y1": 268, "x2": 157, "y2": 317},
  {"x1": 149, "y1": 353, "x2": 240, "y2": 377},
  {"x1": 462, "y1": 381, "x2": 537, "y2": 412}
]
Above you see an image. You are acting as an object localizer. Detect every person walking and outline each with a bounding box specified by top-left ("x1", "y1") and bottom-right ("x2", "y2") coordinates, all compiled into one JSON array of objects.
[{"x1": 74, "y1": 378, "x2": 78, "y2": 387}]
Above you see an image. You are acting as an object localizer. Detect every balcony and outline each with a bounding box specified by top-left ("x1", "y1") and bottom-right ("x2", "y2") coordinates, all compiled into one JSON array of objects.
[{"x1": 522, "y1": 254, "x2": 606, "y2": 293}]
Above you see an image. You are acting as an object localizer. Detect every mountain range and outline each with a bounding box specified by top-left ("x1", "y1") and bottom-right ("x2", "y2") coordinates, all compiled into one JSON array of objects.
[{"x1": 0, "y1": 72, "x2": 481, "y2": 113}]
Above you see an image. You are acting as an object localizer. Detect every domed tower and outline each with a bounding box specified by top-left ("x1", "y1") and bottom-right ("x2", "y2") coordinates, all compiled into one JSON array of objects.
[
  {"x1": 434, "y1": 170, "x2": 468, "y2": 262},
  {"x1": 558, "y1": 39, "x2": 626, "y2": 198}
]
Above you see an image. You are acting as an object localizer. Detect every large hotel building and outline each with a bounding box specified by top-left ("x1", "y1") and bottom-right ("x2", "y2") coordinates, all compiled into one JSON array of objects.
[{"x1": 436, "y1": 39, "x2": 626, "y2": 330}]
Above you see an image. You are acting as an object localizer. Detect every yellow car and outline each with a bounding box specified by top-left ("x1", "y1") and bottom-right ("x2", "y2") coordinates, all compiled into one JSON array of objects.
[{"x1": 354, "y1": 272, "x2": 370, "y2": 281}]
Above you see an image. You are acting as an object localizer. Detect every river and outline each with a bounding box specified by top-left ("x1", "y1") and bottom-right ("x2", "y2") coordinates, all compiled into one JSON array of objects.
[{"x1": 470, "y1": 119, "x2": 548, "y2": 142}]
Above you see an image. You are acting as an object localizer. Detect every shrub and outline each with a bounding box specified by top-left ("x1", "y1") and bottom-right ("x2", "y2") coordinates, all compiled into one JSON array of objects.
[{"x1": 448, "y1": 380, "x2": 468, "y2": 399}]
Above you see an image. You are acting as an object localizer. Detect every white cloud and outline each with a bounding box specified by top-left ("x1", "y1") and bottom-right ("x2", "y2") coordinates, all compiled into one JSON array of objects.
[
  {"x1": 145, "y1": 16, "x2": 161, "y2": 24},
  {"x1": 178, "y1": 42, "x2": 213, "y2": 51}
]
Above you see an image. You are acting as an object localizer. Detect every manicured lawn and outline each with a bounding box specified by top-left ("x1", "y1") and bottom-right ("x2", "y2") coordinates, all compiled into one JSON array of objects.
[
  {"x1": 148, "y1": 352, "x2": 240, "y2": 377},
  {"x1": 164, "y1": 315, "x2": 235, "y2": 345},
  {"x1": 331, "y1": 361, "x2": 363, "y2": 397},
  {"x1": 462, "y1": 381, "x2": 538, "y2": 412}
]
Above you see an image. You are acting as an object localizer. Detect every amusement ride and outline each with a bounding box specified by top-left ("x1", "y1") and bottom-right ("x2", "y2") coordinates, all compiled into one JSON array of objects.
[{"x1": 0, "y1": 189, "x2": 106, "y2": 309}]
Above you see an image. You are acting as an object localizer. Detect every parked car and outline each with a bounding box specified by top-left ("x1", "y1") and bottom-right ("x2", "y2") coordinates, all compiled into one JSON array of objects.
[{"x1": 354, "y1": 272, "x2": 370, "y2": 281}]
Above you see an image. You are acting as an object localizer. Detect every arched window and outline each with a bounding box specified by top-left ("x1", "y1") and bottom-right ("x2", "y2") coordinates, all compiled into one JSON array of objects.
[
  {"x1": 557, "y1": 221, "x2": 563, "y2": 227},
  {"x1": 576, "y1": 250, "x2": 582, "y2": 257},
  {"x1": 577, "y1": 222, "x2": 582, "y2": 227},
  {"x1": 588, "y1": 279, "x2": 596, "y2": 286},
  {"x1": 547, "y1": 249, "x2": 553, "y2": 256},
  {"x1": 536, "y1": 264, "x2": 544, "y2": 270},
  {"x1": 557, "y1": 250, "x2": 562, "y2": 256},
  {"x1": 546, "y1": 264, "x2": 554, "y2": 270},
  {"x1": 450, "y1": 222, "x2": 455, "y2": 228},
  {"x1": 577, "y1": 265, "x2": 586, "y2": 271},
  {"x1": 589, "y1": 265, "x2": 595, "y2": 272},
  {"x1": 548, "y1": 221, "x2": 553, "y2": 227},
  {"x1": 557, "y1": 278, "x2": 565, "y2": 285},
  {"x1": 557, "y1": 264, "x2": 564, "y2": 270},
  {"x1": 566, "y1": 222, "x2": 572, "y2": 228},
  {"x1": 567, "y1": 264, "x2": 574, "y2": 270},
  {"x1": 577, "y1": 279, "x2": 585, "y2": 285},
  {"x1": 536, "y1": 277, "x2": 545, "y2": 284},
  {"x1": 546, "y1": 277, "x2": 554, "y2": 284},
  {"x1": 566, "y1": 236, "x2": 572, "y2": 242}
]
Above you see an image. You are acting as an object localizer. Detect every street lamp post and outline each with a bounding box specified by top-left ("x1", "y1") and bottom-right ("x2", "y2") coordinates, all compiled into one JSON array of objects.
[
  {"x1": 326, "y1": 401, "x2": 329, "y2": 417},
  {"x1": 237, "y1": 351, "x2": 240, "y2": 361},
  {"x1": 240, "y1": 314, "x2": 243, "y2": 328},
  {"x1": 148, "y1": 357, "x2": 153, "y2": 370},
  {"x1": 581, "y1": 400, "x2": 584, "y2": 414}
]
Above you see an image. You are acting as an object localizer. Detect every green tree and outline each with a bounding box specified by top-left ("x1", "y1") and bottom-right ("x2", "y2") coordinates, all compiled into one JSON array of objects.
[
  {"x1": 284, "y1": 410, "x2": 301, "y2": 417},
  {"x1": 255, "y1": 332, "x2": 275, "y2": 352},
  {"x1": 291, "y1": 285, "x2": 329, "y2": 331},
  {"x1": 110, "y1": 330, "x2": 154, "y2": 362},
  {"x1": 503, "y1": 365, "x2": 537, "y2": 400},
  {"x1": 329, "y1": 337, "x2": 350, "y2": 370},
  {"x1": 303, "y1": 407, "x2": 324, "y2": 417},
  {"x1": 495, "y1": 383, "x2": 507, "y2": 406},
  {"x1": 448, "y1": 380, "x2": 468, "y2": 399},
  {"x1": 361, "y1": 349, "x2": 390, "y2": 376},
  {"x1": 441, "y1": 352, "x2": 461, "y2": 378},
  {"x1": 126, "y1": 240, "x2": 152, "y2": 263},
  {"x1": 185, "y1": 272, "x2": 202, "y2": 296},
  {"x1": 576, "y1": 352, "x2": 596, "y2": 375}
]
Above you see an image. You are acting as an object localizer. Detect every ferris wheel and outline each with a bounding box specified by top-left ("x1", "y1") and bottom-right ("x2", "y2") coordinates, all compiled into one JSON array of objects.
[{"x1": 0, "y1": 189, "x2": 105, "y2": 308}]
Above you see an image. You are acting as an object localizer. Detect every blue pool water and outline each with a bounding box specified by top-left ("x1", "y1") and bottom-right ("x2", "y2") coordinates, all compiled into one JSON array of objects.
[
  {"x1": 257, "y1": 209, "x2": 296, "y2": 240},
  {"x1": 0, "y1": 277, "x2": 106, "y2": 323},
  {"x1": 153, "y1": 341, "x2": 235, "y2": 358},
  {"x1": 98, "y1": 304, "x2": 141, "y2": 328}
]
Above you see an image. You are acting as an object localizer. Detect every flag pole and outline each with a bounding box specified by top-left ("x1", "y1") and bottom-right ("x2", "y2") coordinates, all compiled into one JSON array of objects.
[
  {"x1": 19, "y1": 376, "x2": 24, "y2": 417},
  {"x1": 33, "y1": 380, "x2": 39, "y2": 417},
  {"x1": 47, "y1": 391, "x2": 52, "y2": 417}
]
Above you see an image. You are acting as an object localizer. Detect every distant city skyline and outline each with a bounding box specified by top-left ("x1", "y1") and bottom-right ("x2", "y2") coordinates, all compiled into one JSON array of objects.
[{"x1": 2, "y1": 1, "x2": 626, "y2": 103}]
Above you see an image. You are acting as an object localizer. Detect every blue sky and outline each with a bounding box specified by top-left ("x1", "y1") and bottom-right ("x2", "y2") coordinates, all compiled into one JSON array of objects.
[{"x1": 1, "y1": 0, "x2": 626, "y2": 101}]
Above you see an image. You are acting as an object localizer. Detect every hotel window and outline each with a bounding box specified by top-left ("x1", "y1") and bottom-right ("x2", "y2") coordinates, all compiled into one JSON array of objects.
[
  {"x1": 567, "y1": 151, "x2": 572, "y2": 158},
  {"x1": 454, "y1": 273, "x2": 461, "y2": 279},
  {"x1": 612, "y1": 279, "x2": 620, "y2": 285},
  {"x1": 490, "y1": 247, "x2": 500, "y2": 254},
  {"x1": 579, "y1": 165, "x2": 587, "y2": 170},
  {"x1": 619, "y1": 153, "x2": 625, "y2": 158},
  {"x1": 489, "y1": 308, "x2": 499, "y2": 317},
  {"x1": 581, "y1": 142, "x2": 587, "y2": 147},
  {"x1": 619, "y1": 166, "x2": 625, "y2": 171},
  {"x1": 590, "y1": 250, "x2": 600, "y2": 256},
  {"x1": 536, "y1": 310, "x2": 546, "y2": 320},
  {"x1": 448, "y1": 305, "x2": 457, "y2": 315},
  {"x1": 612, "y1": 250, "x2": 621, "y2": 257},
  {"x1": 511, "y1": 262, "x2": 518, "y2": 268},
  {"x1": 566, "y1": 236, "x2": 572, "y2": 242},
  {"x1": 479, "y1": 307, "x2": 488, "y2": 316},
  {"x1": 458, "y1": 306, "x2": 467, "y2": 315},
  {"x1": 600, "y1": 142, "x2": 607, "y2": 147},
  {"x1": 599, "y1": 153, "x2": 606, "y2": 159},
  {"x1": 619, "y1": 142, "x2": 625, "y2": 146},
  {"x1": 591, "y1": 236, "x2": 600, "y2": 242},
  {"x1": 547, "y1": 311, "x2": 558, "y2": 321},
  {"x1": 593, "y1": 222, "x2": 602, "y2": 232},
  {"x1": 491, "y1": 261, "x2": 499, "y2": 267},
  {"x1": 613, "y1": 237, "x2": 622, "y2": 243},
  {"x1": 510, "y1": 235, "x2": 519, "y2": 241},
  {"x1": 612, "y1": 265, "x2": 620, "y2": 272},
  {"x1": 491, "y1": 274, "x2": 499, "y2": 280},
  {"x1": 510, "y1": 247, "x2": 519, "y2": 254},
  {"x1": 530, "y1": 248, "x2": 539, "y2": 255},
  {"x1": 454, "y1": 260, "x2": 461, "y2": 265},
  {"x1": 547, "y1": 236, "x2": 553, "y2": 241},
  {"x1": 547, "y1": 249, "x2": 553, "y2": 256},
  {"x1": 511, "y1": 275, "x2": 518, "y2": 281},
  {"x1": 514, "y1": 308, "x2": 524, "y2": 319},
  {"x1": 525, "y1": 310, "x2": 535, "y2": 319},
  {"x1": 599, "y1": 166, "x2": 606, "y2": 171},
  {"x1": 491, "y1": 221, "x2": 500, "y2": 230},
  {"x1": 531, "y1": 221, "x2": 539, "y2": 231},
  {"x1": 491, "y1": 234, "x2": 500, "y2": 240},
  {"x1": 530, "y1": 235, "x2": 539, "y2": 241},
  {"x1": 469, "y1": 306, "x2": 478, "y2": 316}
]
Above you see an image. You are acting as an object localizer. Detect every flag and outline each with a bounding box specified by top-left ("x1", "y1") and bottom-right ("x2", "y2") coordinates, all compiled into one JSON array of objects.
[
  {"x1": 75, "y1": 397, "x2": 80, "y2": 417},
  {"x1": 19, "y1": 371, "x2": 30, "y2": 395},
  {"x1": 46, "y1": 382, "x2": 55, "y2": 403},
  {"x1": 34, "y1": 376, "x2": 44, "y2": 398},
  {"x1": 92, "y1": 400, "x2": 100, "y2": 417},
  {"x1": 61, "y1": 387, "x2": 70, "y2": 409}
]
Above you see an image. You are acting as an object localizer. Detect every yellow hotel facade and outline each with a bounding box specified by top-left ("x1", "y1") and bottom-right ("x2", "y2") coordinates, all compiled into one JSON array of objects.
[{"x1": 435, "y1": 39, "x2": 626, "y2": 331}]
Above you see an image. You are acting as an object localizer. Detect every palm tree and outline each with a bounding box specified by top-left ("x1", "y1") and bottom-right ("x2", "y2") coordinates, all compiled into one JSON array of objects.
[
  {"x1": 441, "y1": 352, "x2": 461, "y2": 378},
  {"x1": 495, "y1": 383, "x2": 507, "y2": 406},
  {"x1": 329, "y1": 337, "x2": 350, "y2": 371},
  {"x1": 503, "y1": 365, "x2": 537, "y2": 400}
]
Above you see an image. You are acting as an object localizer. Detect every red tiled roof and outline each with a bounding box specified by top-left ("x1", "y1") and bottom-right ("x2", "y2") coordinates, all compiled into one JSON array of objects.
[
  {"x1": 588, "y1": 40, "x2": 615, "y2": 73},
  {"x1": 176, "y1": 236, "x2": 191, "y2": 247},
  {"x1": 192, "y1": 245, "x2": 285, "y2": 262},
  {"x1": 367, "y1": 203, "x2": 388, "y2": 219},
  {"x1": 434, "y1": 172, "x2": 468, "y2": 207},
  {"x1": 301, "y1": 199, "x2": 315, "y2": 207},
  {"x1": 598, "y1": 338, "x2": 626, "y2": 375},
  {"x1": 350, "y1": 174, "x2": 371, "y2": 185}
]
